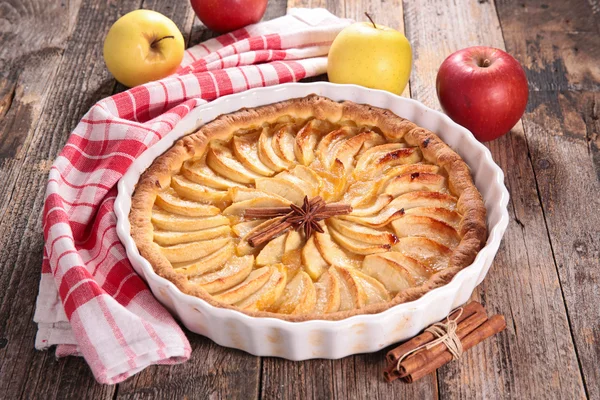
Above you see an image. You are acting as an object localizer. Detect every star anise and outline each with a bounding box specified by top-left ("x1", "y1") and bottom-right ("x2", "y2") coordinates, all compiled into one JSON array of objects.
[{"x1": 244, "y1": 196, "x2": 352, "y2": 247}]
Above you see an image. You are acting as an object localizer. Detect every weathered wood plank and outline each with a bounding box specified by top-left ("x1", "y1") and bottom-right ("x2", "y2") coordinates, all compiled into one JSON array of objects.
[
  {"x1": 261, "y1": 2, "x2": 435, "y2": 399},
  {"x1": 403, "y1": 0, "x2": 587, "y2": 398},
  {"x1": 496, "y1": 1, "x2": 600, "y2": 397},
  {"x1": 0, "y1": 0, "x2": 148, "y2": 398}
]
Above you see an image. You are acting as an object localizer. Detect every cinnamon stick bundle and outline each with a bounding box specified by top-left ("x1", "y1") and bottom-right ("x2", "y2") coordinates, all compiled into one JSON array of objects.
[{"x1": 383, "y1": 302, "x2": 506, "y2": 383}]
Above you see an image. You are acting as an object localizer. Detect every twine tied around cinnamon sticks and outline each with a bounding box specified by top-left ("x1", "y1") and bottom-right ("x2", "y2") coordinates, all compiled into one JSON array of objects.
[{"x1": 383, "y1": 301, "x2": 506, "y2": 383}]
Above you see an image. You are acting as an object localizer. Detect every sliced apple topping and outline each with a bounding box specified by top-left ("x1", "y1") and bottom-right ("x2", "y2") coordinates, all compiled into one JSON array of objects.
[
  {"x1": 404, "y1": 207, "x2": 461, "y2": 230},
  {"x1": 258, "y1": 126, "x2": 292, "y2": 172},
  {"x1": 315, "y1": 159, "x2": 347, "y2": 202},
  {"x1": 328, "y1": 218, "x2": 397, "y2": 245},
  {"x1": 331, "y1": 266, "x2": 365, "y2": 311},
  {"x1": 354, "y1": 143, "x2": 409, "y2": 176},
  {"x1": 291, "y1": 165, "x2": 323, "y2": 190},
  {"x1": 189, "y1": 255, "x2": 254, "y2": 294},
  {"x1": 213, "y1": 266, "x2": 274, "y2": 305},
  {"x1": 151, "y1": 210, "x2": 229, "y2": 232},
  {"x1": 349, "y1": 194, "x2": 393, "y2": 216},
  {"x1": 392, "y1": 215, "x2": 461, "y2": 249},
  {"x1": 232, "y1": 220, "x2": 264, "y2": 238},
  {"x1": 160, "y1": 236, "x2": 232, "y2": 264},
  {"x1": 229, "y1": 187, "x2": 288, "y2": 203},
  {"x1": 333, "y1": 131, "x2": 385, "y2": 171},
  {"x1": 181, "y1": 157, "x2": 245, "y2": 190},
  {"x1": 237, "y1": 217, "x2": 287, "y2": 256},
  {"x1": 393, "y1": 237, "x2": 452, "y2": 272},
  {"x1": 328, "y1": 225, "x2": 391, "y2": 255},
  {"x1": 316, "y1": 127, "x2": 355, "y2": 168},
  {"x1": 256, "y1": 232, "x2": 287, "y2": 266},
  {"x1": 272, "y1": 125, "x2": 298, "y2": 164},
  {"x1": 384, "y1": 172, "x2": 446, "y2": 197},
  {"x1": 301, "y1": 235, "x2": 330, "y2": 280},
  {"x1": 313, "y1": 226, "x2": 362, "y2": 269},
  {"x1": 362, "y1": 253, "x2": 416, "y2": 293},
  {"x1": 314, "y1": 270, "x2": 341, "y2": 314},
  {"x1": 274, "y1": 271, "x2": 316, "y2": 315},
  {"x1": 172, "y1": 241, "x2": 235, "y2": 277},
  {"x1": 155, "y1": 189, "x2": 221, "y2": 217},
  {"x1": 294, "y1": 119, "x2": 336, "y2": 165},
  {"x1": 236, "y1": 268, "x2": 287, "y2": 311},
  {"x1": 350, "y1": 269, "x2": 390, "y2": 305},
  {"x1": 222, "y1": 197, "x2": 290, "y2": 216},
  {"x1": 171, "y1": 175, "x2": 229, "y2": 204},
  {"x1": 153, "y1": 225, "x2": 231, "y2": 246},
  {"x1": 275, "y1": 171, "x2": 319, "y2": 198},
  {"x1": 206, "y1": 140, "x2": 262, "y2": 184},
  {"x1": 255, "y1": 177, "x2": 308, "y2": 205},
  {"x1": 232, "y1": 131, "x2": 276, "y2": 176}
]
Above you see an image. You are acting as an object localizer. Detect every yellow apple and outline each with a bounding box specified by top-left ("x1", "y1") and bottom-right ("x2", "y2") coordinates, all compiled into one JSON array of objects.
[
  {"x1": 327, "y1": 19, "x2": 412, "y2": 95},
  {"x1": 103, "y1": 10, "x2": 185, "y2": 87}
]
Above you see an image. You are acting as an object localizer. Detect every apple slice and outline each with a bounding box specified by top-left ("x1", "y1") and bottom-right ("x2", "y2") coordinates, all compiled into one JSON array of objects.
[
  {"x1": 160, "y1": 236, "x2": 231, "y2": 263},
  {"x1": 313, "y1": 226, "x2": 361, "y2": 269},
  {"x1": 172, "y1": 242, "x2": 235, "y2": 276},
  {"x1": 255, "y1": 177, "x2": 307, "y2": 205},
  {"x1": 256, "y1": 232, "x2": 287, "y2": 266},
  {"x1": 153, "y1": 225, "x2": 231, "y2": 246},
  {"x1": 342, "y1": 191, "x2": 457, "y2": 227},
  {"x1": 314, "y1": 270, "x2": 341, "y2": 314},
  {"x1": 294, "y1": 119, "x2": 337, "y2": 165},
  {"x1": 301, "y1": 235, "x2": 330, "y2": 280},
  {"x1": 349, "y1": 194, "x2": 393, "y2": 216},
  {"x1": 315, "y1": 127, "x2": 354, "y2": 168},
  {"x1": 354, "y1": 143, "x2": 405, "y2": 173},
  {"x1": 236, "y1": 217, "x2": 286, "y2": 255},
  {"x1": 291, "y1": 165, "x2": 323, "y2": 191},
  {"x1": 377, "y1": 252, "x2": 433, "y2": 283},
  {"x1": 258, "y1": 126, "x2": 292, "y2": 172},
  {"x1": 315, "y1": 159, "x2": 347, "y2": 202},
  {"x1": 284, "y1": 230, "x2": 303, "y2": 252},
  {"x1": 236, "y1": 268, "x2": 287, "y2": 311},
  {"x1": 350, "y1": 269, "x2": 390, "y2": 305},
  {"x1": 151, "y1": 210, "x2": 229, "y2": 232},
  {"x1": 278, "y1": 255, "x2": 302, "y2": 281},
  {"x1": 232, "y1": 131, "x2": 276, "y2": 176},
  {"x1": 190, "y1": 255, "x2": 254, "y2": 294},
  {"x1": 206, "y1": 140, "x2": 262, "y2": 184},
  {"x1": 232, "y1": 220, "x2": 264, "y2": 238},
  {"x1": 213, "y1": 266, "x2": 274, "y2": 304},
  {"x1": 272, "y1": 125, "x2": 298, "y2": 163},
  {"x1": 328, "y1": 218, "x2": 397, "y2": 245},
  {"x1": 404, "y1": 207, "x2": 461, "y2": 230},
  {"x1": 331, "y1": 266, "x2": 365, "y2": 311},
  {"x1": 222, "y1": 197, "x2": 290, "y2": 216},
  {"x1": 155, "y1": 189, "x2": 221, "y2": 217},
  {"x1": 354, "y1": 144, "x2": 423, "y2": 179},
  {"x1": 361, "y1": 253, "x2": 415, "y2": 293},
  {"x1": 229, "y1": 187, "x2": 289, "y2": 203},
  {"x1": 328, "y1": 225, "x2": 391, "y2": 255},
  {"x1": 333, "y1": 131, "x2": 385, "y2": 171},
  {"x1": 275, "y1": 171, "x2": 319, "y2": 198},
  {"x1": 274, "y1": 271, "x2": 317, "y2": 315},
  {"x1": 342, "y1": 180, "x2": 385, "y2": 207},
  {"x1": 182, "y1": 157, "x2": 244, "y2": 190},
  {"x1": 384, "y1": 172, "x2": 446, "y2": 197},
  {"x1": 392, "y1": 215, "x2": 460, "y2": 249},
  {"x1": 393, "y1": 237, "x2": 452, "y2": 272},
  {"x1": 171, "y1": 175, "x2": 229, "y2": 204}
]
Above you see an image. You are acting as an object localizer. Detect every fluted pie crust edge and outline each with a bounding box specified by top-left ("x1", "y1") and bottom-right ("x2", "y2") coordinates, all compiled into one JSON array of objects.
[{"x1": 129, "y1": 95, "x2": 487, "y2": 322}]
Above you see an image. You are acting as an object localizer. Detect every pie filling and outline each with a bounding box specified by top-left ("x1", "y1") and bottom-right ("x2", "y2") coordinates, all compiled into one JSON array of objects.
[{"x1": 131, "y1": 96, "x2": 486, "y2": 320}]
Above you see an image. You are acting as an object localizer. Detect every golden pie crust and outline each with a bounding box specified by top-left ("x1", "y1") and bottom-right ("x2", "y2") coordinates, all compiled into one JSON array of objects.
[{"x1": 130, "y1": 95, "x2": 487, "y2": 321}]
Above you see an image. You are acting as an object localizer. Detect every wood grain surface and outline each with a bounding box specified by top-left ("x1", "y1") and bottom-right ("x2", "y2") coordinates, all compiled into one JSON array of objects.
[{"x1": 0, "y1": 0, "x2": 597, "y2": 399}]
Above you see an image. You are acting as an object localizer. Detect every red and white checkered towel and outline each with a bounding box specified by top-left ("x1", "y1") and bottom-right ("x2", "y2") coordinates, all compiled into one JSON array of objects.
[{"x1": 34, "y1": 8, "x2": 350, "y2": 384}]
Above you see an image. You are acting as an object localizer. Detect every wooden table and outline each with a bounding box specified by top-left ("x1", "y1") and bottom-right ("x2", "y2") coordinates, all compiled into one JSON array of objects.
[{"x1": 1, "y1": 0, "x2": 598, "y2": 398}]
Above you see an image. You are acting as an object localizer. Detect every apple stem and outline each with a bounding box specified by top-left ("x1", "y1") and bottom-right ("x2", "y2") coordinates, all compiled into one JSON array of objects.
[
  {"x1": 151, "y1": 35, "x2": 175, "y2": 49},
  {"x1": 364, "y1": 12, "x2": 377, "y2": 29},
  {"x1": 481, "y1": 59, "x2": 491, "y2": 68}
]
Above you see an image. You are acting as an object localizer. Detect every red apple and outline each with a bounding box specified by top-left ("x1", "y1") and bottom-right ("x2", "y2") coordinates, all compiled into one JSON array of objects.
[
  {"x1": 436, "y1": 46, "x2": 528, "y2": 142},
  {"x1": 190, "y1": 0, "x2": 268, "y2": 33}
]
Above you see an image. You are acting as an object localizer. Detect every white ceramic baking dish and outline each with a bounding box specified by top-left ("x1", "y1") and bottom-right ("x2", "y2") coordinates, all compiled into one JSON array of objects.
[{"x1": 115, "y1": 82, "x2": 509, "y2": 360}]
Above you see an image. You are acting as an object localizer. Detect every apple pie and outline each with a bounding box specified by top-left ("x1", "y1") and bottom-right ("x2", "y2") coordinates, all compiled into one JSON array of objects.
[{"x1": 130, "y1": 95, "x2": 487, "y2": 321}]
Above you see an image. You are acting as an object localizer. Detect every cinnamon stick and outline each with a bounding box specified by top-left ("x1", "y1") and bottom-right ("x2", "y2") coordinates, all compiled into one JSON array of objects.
[
  {"x1": 244, "y1": 207, "x2": 292, "y2": 218},
  {"x1": 386, "y1": 302, "x2": 485, "y2": 364},
  {"x1": 403, "y1": 315, "x2": 506, "y2": 383},
  {"x1": 384, "y1": 308, "x2": 488, "y2": 382},
  {"x1": 247, "y1": 219, "x2": 292, "y2": 247}
]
